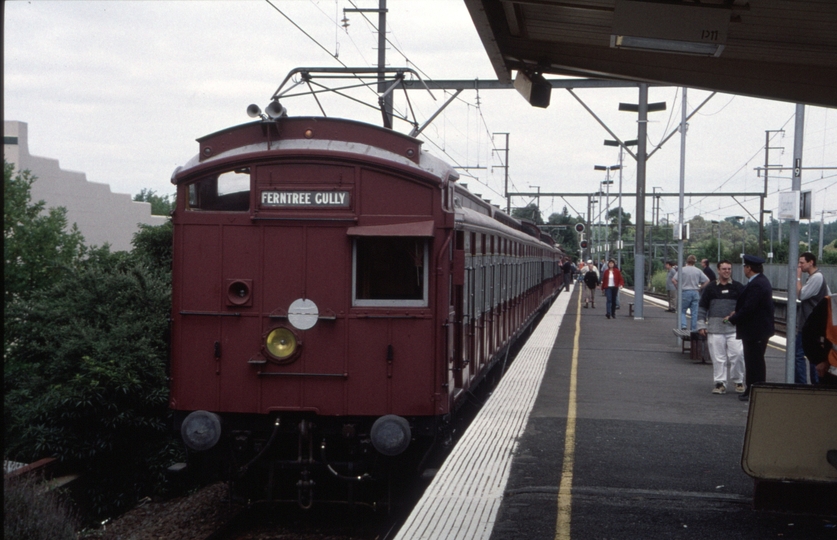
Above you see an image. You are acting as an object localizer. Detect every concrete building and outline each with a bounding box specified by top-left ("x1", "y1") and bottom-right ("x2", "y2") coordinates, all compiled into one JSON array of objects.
[{"x1": 4, "y1": 120, "x2": 168, "y2": 252}]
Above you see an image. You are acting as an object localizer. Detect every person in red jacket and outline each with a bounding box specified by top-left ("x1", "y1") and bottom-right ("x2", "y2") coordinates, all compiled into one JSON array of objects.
[{"x1": 601, "y1": 258, "x2": 624, "y2": 319}]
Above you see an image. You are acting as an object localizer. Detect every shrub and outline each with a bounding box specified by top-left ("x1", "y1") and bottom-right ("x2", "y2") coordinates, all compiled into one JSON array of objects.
[{"x1": 650, "y1": 270, "x2": 668, "y2": 293}]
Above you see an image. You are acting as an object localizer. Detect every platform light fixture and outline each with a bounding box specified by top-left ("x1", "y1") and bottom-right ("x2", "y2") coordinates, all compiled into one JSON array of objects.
[
  {"x1": 611, "y1": 0, "x2": 729, "y2": 58},
  {"x1": 514, "y1": 71, "x2": 551, "y2": 108}
]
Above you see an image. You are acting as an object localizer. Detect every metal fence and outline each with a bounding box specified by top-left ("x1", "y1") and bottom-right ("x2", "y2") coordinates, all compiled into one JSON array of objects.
[{"x1": 732, "y1": 264, "x2": 837, "y2": 294}]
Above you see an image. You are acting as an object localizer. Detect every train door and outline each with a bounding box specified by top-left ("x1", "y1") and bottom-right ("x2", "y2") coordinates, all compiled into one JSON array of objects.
[
  {"x1": 473, "y1": 233, "x2": 484, "y2": 381},
  {"x1": 450, "y1": 231, "x2": 467, "y2": 390},
  {"x1": 466, "y1": 232, "x2": 476, "y2": 385}
]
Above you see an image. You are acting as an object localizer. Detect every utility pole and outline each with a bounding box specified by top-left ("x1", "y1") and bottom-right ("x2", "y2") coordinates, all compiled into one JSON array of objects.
[
  {"x1": 786, "y1": 104, "x2": 804, "y2": 384},
  {"x1": 760, "y1": 129, "x2": 784, "y2": 258},
  {"x1": 493, "y1": 132, "x2": 510, "y2": 213},
  {"x1": 377, "y1": 0, "x2": 391, "y2": 128},
  {"x1": 344, "y1": 1, "x2": 391, "y2": 127}
]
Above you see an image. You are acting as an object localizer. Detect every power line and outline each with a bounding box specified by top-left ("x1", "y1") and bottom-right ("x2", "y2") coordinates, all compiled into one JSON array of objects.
[{"x1": 264, "y1": 0, "x2": 348, "y2": 68}]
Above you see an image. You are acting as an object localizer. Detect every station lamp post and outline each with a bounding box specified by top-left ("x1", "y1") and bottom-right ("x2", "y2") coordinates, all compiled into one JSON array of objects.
[
  {"x1": 595, "y1": 164, "x2": 620, "y2": 262},
  {"x1": 604, "y1": 139, "x2": 637, "y2": 270}
]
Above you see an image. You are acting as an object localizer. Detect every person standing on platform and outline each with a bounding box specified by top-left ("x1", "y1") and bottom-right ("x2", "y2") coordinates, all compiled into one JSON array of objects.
[
  {"x1": 795, "y1": 252, "x2": 830, "y2": 384},
  {"x1": 562, "y1": 257, "x2": 574, "y2": 292},
  {"x1": 601, "y1": 258, "x2": 624, "y2": 319},
  {"x1": 698, "y1": 260, "x2": 745, "y2": 395},
  {"x1": 701, "y1": 259, "x2": 717, "y2": 283},
  {"x1": 665, "y1": 261, "x2": 678, "y2": 313},
  {"x1": 583, "y1": 260, "x2": 599, "y2": 309},
  {"x1": 726, "y1": 254, "x2": 775, "y2": 401},
  {"x1": 801, "y1": 295, "x2": 837, "y2": 386},
  {"x1": 672, "y1": 255, "x2": 709, "y2": 332}
]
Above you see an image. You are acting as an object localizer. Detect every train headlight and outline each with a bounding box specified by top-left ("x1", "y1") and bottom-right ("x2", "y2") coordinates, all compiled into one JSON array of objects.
[
  {"x1": 181, "y1": 411, "x2": 222, "y2": 452},
  {"x1": 370, "y1": 415, "x2": 411, "y2": 456},
  {"x1": 265, "y1": 327, "x2": 298, "y2": 361}
]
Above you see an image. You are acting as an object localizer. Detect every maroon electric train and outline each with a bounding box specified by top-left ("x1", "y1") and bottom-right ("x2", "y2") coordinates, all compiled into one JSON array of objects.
[{"x1": 169, "y1": 103, "x2": 564, "y2": 506}]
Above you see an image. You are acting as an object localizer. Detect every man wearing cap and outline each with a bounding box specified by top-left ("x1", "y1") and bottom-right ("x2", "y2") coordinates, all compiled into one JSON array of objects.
[{"x1": 726, "y1": 254, "x2": 775, "y2": 401}]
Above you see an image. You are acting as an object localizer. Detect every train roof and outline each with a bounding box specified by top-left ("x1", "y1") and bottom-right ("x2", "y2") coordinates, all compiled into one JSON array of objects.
[{"x1": 172, "y1": 117, "x2": 458, "y2": 187}]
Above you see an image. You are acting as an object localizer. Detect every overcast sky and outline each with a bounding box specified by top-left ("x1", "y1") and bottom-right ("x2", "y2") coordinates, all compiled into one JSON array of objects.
[{"x1": 4, "y1": 0, "x2": 836, "y2": 226}]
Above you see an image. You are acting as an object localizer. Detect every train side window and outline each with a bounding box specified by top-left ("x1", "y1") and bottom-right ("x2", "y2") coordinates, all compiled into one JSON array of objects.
[
  {"x1": 187, "y1": 169, "x2": 251, "y2": 211},
  {"x1": 353, "y1": 237, "x2": 428, "y2": 307}
]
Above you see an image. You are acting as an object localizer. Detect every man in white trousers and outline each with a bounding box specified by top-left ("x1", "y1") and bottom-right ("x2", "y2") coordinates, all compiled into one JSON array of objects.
[{"x1": 697, "y1": 260, "x2": 746, "y2": 394}]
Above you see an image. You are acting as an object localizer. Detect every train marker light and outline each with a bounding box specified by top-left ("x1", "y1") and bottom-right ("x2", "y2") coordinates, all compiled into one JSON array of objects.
[{"x1": 266, "y1": 327, "x2": 298, "y2": 361}]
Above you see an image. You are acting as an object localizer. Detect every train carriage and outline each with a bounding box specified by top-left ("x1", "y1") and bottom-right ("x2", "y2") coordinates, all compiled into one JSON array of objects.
[{"x1": 169, "y1": 111, "x2": 563, "y2": 506}]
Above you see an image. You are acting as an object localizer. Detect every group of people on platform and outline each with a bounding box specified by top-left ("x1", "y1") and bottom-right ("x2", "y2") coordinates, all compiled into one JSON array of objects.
[
  {"x1": 575, "y1": 257, "x2": 624, "y2": 319},
  {"x1": 574, "y1": 251, "x2": 837, "y2": 395},
  {"x1": 684, "y1": 251, "x2": 835, "y2": 398}
]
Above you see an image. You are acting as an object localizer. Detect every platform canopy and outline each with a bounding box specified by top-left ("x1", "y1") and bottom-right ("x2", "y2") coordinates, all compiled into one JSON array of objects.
[{"x1": 464, "y1": 0, "x2": 837, "y2": 108}]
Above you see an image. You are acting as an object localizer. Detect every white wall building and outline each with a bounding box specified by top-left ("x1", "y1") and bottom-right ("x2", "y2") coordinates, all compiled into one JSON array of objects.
[{"x1": 4, "y1": 120, "x2": 168, "y2": 252}]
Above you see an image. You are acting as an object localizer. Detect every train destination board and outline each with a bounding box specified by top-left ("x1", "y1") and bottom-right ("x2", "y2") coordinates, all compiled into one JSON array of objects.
[{"x1": 261, "y1": 190, "x2": 350, "y2": 207}]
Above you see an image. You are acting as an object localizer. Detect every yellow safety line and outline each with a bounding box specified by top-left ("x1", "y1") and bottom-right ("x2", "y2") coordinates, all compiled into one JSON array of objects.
[{"x1": 555, "y1": 290, "x2": 581, "y2": 539}]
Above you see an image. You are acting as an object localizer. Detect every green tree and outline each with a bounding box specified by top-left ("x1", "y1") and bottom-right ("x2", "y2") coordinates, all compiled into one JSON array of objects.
[
  {"x1": 133, "y1": 188, "x2": 174, "y2": 216},
  {"x1": 4, "y1": 235, "x2": 176, "y2": 520},
  {"x1": 4, "y1": 160, "x2": 85, "y2": 304},
  {"x1": 4, "y1": 166, "x2": 177, "y2": 519},
  {"x1": 512, "y1": 202, "x2": 544, "y2": 225},
  {"x1": 546, "y1": 208, "x2": 586, "y2": 257}
]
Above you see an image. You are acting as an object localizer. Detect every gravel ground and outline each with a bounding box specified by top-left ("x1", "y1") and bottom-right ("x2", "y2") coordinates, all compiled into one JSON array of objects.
[
  {"x1": 78, "y1": 483, "x2": 239, "y2": 540},
  {"x1": 76, "y1": 482, "x2": 386, "y2": 540}
]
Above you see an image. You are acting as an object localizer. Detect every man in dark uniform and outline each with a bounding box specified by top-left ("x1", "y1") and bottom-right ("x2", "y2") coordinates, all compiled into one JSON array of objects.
[
  {"x1": 701, "y1": 259, "x2": 717, "y2": 282},
  {"x1": 726, "y1": 254, "x2": 775, "y2": 401}
]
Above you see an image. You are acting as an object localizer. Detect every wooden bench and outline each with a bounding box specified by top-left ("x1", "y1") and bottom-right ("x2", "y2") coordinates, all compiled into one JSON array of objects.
[
  {"x1": 672, "y1": 328, "x2": 710, "y2": 362},
  {"x1": 672, "y1": 328, "x2": 692, "y2": 354}
]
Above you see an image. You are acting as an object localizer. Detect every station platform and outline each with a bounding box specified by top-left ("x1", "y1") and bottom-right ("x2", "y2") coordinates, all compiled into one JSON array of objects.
[{"x1": 395, "y1": 284, "x2": 836, "y2": 539}]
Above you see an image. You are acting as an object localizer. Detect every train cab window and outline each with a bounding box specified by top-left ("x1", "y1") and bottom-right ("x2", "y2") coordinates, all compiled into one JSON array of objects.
[
  {"x1": 187, "y1": 169, "x2": 251, "y2": 211},
  {"x1": 353, "y1": 237, "x2": 428, "y2": 307}
]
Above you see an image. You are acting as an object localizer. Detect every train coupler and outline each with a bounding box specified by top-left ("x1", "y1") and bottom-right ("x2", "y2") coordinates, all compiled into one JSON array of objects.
[{"x1": 296, "y1": 469, "x2": 315, "y2": 509}]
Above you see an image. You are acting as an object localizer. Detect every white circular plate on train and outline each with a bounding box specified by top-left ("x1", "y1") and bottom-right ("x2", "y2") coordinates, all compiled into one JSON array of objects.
[{"x1": 288, "y1": 298, "x2": 318, "y2": 330}]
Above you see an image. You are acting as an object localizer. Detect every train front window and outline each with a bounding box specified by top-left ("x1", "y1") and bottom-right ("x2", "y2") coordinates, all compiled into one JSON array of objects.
[
  {"x1": 353, "y1": 237, "x2": 428, "y2": 307},
  {"x1": 187, "y1": 169, "x2": 250, "y2": 211}
]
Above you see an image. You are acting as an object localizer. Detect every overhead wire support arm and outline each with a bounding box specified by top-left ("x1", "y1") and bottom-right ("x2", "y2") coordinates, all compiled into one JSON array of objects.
[
  {"x1": 270, "y1": 67, "x2": 436, "y2": 131},
  {"x1": 645, "y1": 92, "x2": 717, "y2": 160},
  {"x1": 566, "y1": 88, "x2": 638, "y2": 161},
  {"x1": 411, "y1": 89, "x2": 464, "y2": 137},
  {"x1": 271, "y1": 67, "x2": 435, "y2": 101}
]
